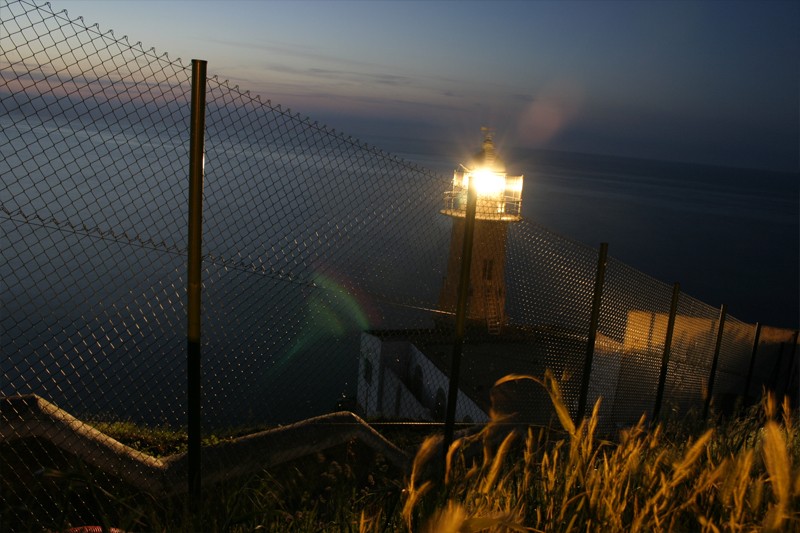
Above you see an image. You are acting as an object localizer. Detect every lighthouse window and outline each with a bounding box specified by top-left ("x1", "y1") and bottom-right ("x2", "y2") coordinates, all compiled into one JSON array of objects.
[
  {"x1": 411, "y1": 365, "x2": 423, "y2": 398},
  {"x1": 482, "y1": 259, "x2": 494, "y2": 281},
  {"x1": 394, "y1": 385, "x2": 402, "y2": 416},
  {"x1": 363, "y1": 358, "x2": 373, "y2": 385}
]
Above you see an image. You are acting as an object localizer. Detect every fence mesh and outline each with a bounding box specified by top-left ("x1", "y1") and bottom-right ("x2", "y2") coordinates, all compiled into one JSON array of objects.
[{"x1": 2, "y1": 0, "x2": 797, "y2": 529}]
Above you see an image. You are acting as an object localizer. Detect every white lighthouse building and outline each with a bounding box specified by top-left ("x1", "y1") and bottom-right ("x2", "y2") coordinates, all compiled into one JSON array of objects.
[
  {"x1": 438, "y1": 128, "x2": 524, "y2": 334},
  {"x1": 356, "y1": 130, "x2": 524, "y2": 422}
]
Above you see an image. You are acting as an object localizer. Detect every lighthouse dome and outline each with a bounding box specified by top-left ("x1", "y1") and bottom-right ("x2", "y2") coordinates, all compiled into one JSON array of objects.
[{"x1": 469, "y1": 129, "x2": 506, "y2": 172}]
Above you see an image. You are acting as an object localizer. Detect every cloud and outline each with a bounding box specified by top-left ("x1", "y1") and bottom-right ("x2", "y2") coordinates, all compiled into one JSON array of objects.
[
  {"x1": 205, "y1": 37, "x2": 372, "y2": 68},
  {"x1": 267, "y1": 64, "x2": 414, "y2": 88},
  {"x1": 208, "y1": 37, "x2": 427, "y2": 88}
]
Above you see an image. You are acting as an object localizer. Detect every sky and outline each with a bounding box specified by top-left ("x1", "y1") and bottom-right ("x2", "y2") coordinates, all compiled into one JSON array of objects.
[{"x1": 49, "y1": 0, "x2": 799, "y2": 172}]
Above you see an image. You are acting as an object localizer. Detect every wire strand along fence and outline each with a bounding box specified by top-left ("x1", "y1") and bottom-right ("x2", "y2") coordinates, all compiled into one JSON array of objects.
[{"x1": 1, "y1": 0, "x2": 798, "y2": 528}]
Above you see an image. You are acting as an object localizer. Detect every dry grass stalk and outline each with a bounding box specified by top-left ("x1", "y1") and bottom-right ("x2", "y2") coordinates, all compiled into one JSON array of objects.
[{"x1": 399, "y1": 372, "x2": 799, "y2": 533}]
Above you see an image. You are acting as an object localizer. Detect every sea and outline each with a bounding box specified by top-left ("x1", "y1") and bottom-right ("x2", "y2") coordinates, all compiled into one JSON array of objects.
[
  {"x1": 1, "y1": 111, "x2": 798, "y2": 428},
  {"x1": 379, "y1": 134, "x2": 799, "y2": 330}
]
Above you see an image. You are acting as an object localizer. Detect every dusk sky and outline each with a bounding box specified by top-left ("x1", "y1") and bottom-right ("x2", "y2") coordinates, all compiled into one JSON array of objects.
[{"x1": 51, "y1": 0, "x2": 798, "y2": 171}]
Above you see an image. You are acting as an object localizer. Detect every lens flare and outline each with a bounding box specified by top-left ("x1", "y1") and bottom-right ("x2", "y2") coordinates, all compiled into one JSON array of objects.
[{"x1": 279, "y1": 271, "x2": 373, "y2": 367}]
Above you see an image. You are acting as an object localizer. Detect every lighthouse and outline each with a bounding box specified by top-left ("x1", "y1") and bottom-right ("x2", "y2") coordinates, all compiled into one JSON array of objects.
[
  {"x1": 356, "y1": 129, "x2": 525, "y2": 423},
  {"x1": 439, "y1": 128, "x2": 523, "y2": 334}
]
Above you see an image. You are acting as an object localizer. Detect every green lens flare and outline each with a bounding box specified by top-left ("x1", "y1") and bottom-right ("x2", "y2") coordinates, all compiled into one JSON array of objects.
[{"x1": 277, "y1": 272, "x2": 371, "y2": 369}]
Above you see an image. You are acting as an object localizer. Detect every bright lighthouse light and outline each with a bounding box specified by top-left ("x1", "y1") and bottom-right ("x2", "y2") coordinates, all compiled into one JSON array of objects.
[
  {"x1": 442, "y1": 128, "x2": 524, "y2": 221},
  {"x1": 467, "y1": 168, "x2": 506, "y2": 196}
]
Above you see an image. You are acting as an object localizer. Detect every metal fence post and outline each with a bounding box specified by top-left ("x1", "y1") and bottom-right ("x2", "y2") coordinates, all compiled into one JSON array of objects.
[
  {"x1": 443, "y1": 172, "x2": 478, "y2": 461},
  {"x1": 187, "y1": 59, "x2": 207, "y2": 507},
  {"x1": 778, "y1": 331, "x2": 799, "y2": 399},
  {"x1": 703, "y1": 304, "x2": 727, "y2": 420},
  {"x1": 578, "y1": 242, "x2": 608, "y2": 421},
  {"x1": 652, "y1": 282, "x2": 680, "y2": 422},
  {"x1": 743, "y1": 322, "x2": 761, "y2": 402}
]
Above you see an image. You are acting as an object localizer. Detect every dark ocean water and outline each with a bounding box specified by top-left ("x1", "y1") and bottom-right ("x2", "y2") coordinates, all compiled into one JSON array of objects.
[
  {"x1": 522, "y1": 150, "x2": 798, "y2": 328},
  {"x1": 381, "y1": 135, "x2": 798, "y2": 329},
  {"x1": 2, "y1": 113, "x2": 797, "y2": 428}
]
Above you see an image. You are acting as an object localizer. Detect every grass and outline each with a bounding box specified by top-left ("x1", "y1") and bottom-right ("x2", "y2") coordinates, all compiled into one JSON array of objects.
[
  {"x1": 86, "y1": 420, "x2": 248, "y2": 457},
  {"x1": 401, "y1": 372, "x2": 800, "y2": 532},
  {"x1": 2, "y1": 373, "x2": 798, "y2": 532}
]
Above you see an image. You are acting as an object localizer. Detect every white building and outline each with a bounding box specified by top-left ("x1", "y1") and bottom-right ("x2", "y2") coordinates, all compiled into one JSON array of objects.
[{"x1": 357, "y1": 332, "x2": 489, "y2": 423}]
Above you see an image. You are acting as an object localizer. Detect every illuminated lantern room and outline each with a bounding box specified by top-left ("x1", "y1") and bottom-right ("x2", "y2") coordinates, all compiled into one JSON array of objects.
[
  {"x1": 439, "y1": 128, "x2": 524, "y2": 334},
  {"x1": 441, "y1": 128, "x2": 523, "y2": 221}
]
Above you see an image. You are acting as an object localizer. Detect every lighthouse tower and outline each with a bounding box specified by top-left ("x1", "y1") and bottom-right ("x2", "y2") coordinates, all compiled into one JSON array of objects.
[{"x1": 439, "y1": 128, "x2": 523, "y2": 334}]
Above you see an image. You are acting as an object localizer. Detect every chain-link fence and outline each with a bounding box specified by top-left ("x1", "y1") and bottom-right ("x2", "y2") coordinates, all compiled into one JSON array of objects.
[{"x1": 2, "y1": 0, "x2": 798, "y2": 529}]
